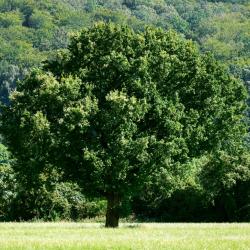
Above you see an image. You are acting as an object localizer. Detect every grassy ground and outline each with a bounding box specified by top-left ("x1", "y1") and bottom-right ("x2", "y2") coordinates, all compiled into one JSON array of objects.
[{"x1": 0, "y1": 223, "x2": 249, "y2": 250}]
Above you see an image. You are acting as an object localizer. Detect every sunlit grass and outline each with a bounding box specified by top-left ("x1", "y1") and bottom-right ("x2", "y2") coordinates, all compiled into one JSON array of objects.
[{"x1": 0, "y1": 223, "x2": 249, "y2": 249}]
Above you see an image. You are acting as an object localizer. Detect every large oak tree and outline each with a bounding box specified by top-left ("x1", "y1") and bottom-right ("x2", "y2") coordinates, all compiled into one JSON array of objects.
[{"x1": 0, "y1": 23, "x2": 247, "y2": 227}]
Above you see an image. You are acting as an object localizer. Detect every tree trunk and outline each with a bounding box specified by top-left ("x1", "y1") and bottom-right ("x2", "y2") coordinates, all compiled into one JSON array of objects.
[{"x1": 105, "y1": 193, "x2": 120, "y2": 228}]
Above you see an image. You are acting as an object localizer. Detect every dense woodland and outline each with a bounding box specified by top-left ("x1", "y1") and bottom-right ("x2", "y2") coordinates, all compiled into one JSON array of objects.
[{"x1": 0, "y1": 0, "x2": 250, "y2": 223}]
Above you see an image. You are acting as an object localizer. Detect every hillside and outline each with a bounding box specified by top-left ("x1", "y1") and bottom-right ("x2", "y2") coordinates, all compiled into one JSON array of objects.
[{"x1": 0, "y1": 0, "x2": 249, "y2": 104}]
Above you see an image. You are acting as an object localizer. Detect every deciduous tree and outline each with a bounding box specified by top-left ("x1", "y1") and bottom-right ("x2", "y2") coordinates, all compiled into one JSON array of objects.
[{"x1": 1, "y1": 23, "x2": 247, "y2": 227}]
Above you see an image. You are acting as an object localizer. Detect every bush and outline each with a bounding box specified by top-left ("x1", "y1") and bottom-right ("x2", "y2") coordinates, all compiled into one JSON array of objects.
[
  {"x1": 0, "y1": 144, "x2": 16, "y2": 221},
  {"x1": 9, "y1": 181, "x2": 106, "y2": 221}
]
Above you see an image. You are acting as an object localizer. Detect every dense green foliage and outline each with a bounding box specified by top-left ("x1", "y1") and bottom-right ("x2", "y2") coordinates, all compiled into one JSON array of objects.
[
  {"x1": 0, "y1": 0, "x2": 249, "y2": 104},
  {"x1": 0, "y1": 143, "x2": 15, "y2": 220},
  {"x1": 0, "y1": 144, "x2": 106, "y2": 221},
  {"x1": 1, "y1": 23, "x2": 248, "y2": 226},
  {"x1": 0, "y1": 0, "x2": 249, "y2": 223},
  {"x1": 134, "y1": 151, "x2": 250, "y2": 222}
]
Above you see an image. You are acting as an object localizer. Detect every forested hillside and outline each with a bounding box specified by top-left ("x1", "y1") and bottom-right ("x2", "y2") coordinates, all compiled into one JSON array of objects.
[
  {"x1": 0, "y1": 0, "x2": 249, "y2": 223},
  {"x1": 0, "y1": 0, "x2": 250, "y2": 104}
]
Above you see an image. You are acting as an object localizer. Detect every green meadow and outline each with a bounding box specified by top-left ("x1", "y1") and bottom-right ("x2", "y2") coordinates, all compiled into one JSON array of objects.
[{"x1": 0, "y1": 223, "x2": 249, "y2": 250}]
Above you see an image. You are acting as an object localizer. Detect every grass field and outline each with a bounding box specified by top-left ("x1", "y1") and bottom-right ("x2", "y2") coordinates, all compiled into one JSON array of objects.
[{"x1": 0, "y1": 223, "x2": 249, "y2": 250}]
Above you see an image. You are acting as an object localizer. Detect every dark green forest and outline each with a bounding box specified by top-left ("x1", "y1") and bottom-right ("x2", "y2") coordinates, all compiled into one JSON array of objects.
[{"x1": 0, "y1": 0, "x2": 249, "y2": 224}]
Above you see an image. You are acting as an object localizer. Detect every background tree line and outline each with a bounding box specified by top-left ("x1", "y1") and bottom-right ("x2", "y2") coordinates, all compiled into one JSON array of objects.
[{"x1": 0, "y1": 0, "x2": 249, "y2": 222}]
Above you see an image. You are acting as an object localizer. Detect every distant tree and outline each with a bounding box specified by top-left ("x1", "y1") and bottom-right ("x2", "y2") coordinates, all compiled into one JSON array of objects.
[
  {"x1": 0, "y1": 10, "x2": 23, "y2": 28},
  {"x1": 0, "y1": 61, "x2": 21, "y2": 105},
  {"x1": 1, "y1": 23, "x2": 247, "y2": 227},
  {"x1": 85, "y1": 0, "x2": 97, "y2": 12}
]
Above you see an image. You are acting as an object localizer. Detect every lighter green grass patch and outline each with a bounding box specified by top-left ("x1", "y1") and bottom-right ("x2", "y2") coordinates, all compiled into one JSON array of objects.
[{"x1": 0, "y1": 223, "x2": 249, "y2": 250}]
